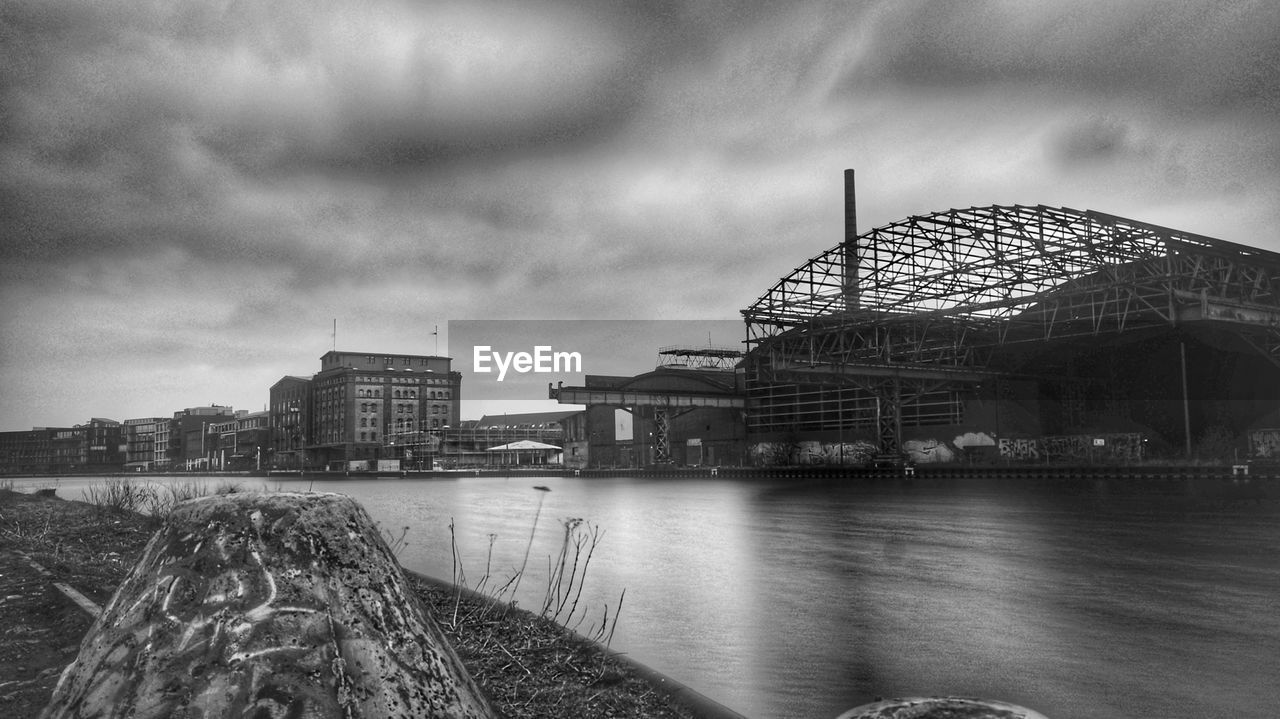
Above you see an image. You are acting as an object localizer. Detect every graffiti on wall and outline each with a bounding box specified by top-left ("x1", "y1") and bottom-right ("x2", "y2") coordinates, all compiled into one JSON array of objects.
[
  {"x1": 750, "y1": 431, "x2": 1145, "y2": 465},
  {"x1": 998, "y1": 433, "x2": 1145, "y2": 462},
  {"x1": 999, "y1": 438, "x2": 1041, "y2": 460},
  {"x1": 903, "y1": 439, "x2": 956, "y2": 464},
  {"x1": 1249, "y1": 428, "x2": 1280, "y2": 458},
  {"x1": 749, "y1": 440, "x2": 878, "y2": 466}
]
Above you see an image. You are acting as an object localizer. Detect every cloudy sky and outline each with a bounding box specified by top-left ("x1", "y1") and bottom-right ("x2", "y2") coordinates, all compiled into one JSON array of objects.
[{"x1": 2, "y1": 0, "x2": 1278, "y2": 430}]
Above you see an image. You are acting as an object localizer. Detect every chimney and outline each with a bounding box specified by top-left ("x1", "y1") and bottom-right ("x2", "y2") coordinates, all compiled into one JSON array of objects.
[{"x1": 842, "y1": 169, "x2": 858, "y2": 310}]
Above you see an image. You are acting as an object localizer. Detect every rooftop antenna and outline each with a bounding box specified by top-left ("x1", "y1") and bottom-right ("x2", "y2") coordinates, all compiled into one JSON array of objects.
[
  {"x1": 332, "y1": 318, "x2": 337, "y2": 351},
  {"x1": 433, "y1": 325, "x2": 439, "y2": 355}
]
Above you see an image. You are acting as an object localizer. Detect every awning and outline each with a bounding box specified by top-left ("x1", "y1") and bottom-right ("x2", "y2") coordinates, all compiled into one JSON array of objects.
[{"x1": 485, "y1": 440, "x2": 561, "y2": 451}]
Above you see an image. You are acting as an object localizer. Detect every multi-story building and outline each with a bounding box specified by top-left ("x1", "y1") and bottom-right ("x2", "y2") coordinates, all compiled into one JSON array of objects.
[
  {"x1": 207, "y1": 411, "x2": 270, "y2": 471},
  {"x1": 2, "y1": 421, "x2": 125, "y2": 473},
  {"x1": 84, "y1": 418, "x2": 123, "y2": 469},
  {"x1": 0, "y1": 428, "x2": 66, "y2": 474},
  {"x1": 169, "y1": 406, "x2": 238, "y2": 470},
  {"x1": 153, "y1": 418, "x2": 172, "y2": 471},
  {"x1": 210, "y1": 418, "x2": 238, "y2": 471},
  {"x1": 51, "y1": 426, "x2": 87, "y2": 470},
  {"x1": 123, "y1": 417, "x2": 169, "y2": 471},
  {"x1": 318, "y1": 350, "x2": 460, "y2": 469},
  {"x1": 269, "y1": 351, "x2": 460, "y2": 470},
  {"x1": 235, "y1": 411, "x2": 270, "y2": 471},
  {"x1": 269, "y1": 376, "x2": 312, "y2": 469}
]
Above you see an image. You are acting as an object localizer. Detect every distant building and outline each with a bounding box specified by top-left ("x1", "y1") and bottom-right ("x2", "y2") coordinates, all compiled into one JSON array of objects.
[
  {"x1": 0, "y1": 427, "x2": 68, "y2": 474},
  {"x1": 440, "y1": 410, "x2": 579, "y2": 467},
  {"x1": 1, "y1": 420, "x2": 126, "y2": 474},
  {"x1": 84, "y1": 418, "x2": 123, "y2": 469},
  {"x1": 207, "y1": 410, "x2": 270, "y2": 471},
  {"x1": 235, "y1": 411, "x2": 270, "y2": 470},
  {"x1": 549, "y1": 360, "x2": 747, "y2": 468},
  {"x1": 170, "y1": 406, "x2": 238, "y2": 470},
  {"x1": 123, "y1": 417, "x2": 169, "y2": 471},
  {"x1": 270, "y1": 351, "x2": 461, "y2": 470},
  {"x1": 269, "y1": 376, "x2": 312, "y2": 469}
]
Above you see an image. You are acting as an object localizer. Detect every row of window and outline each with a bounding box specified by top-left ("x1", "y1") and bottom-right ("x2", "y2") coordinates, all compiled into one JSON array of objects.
[
  {"x1": 364, "y1": 356, "x2": 435, "y2": 367},
  {"x1": 354, "y1": 374, "x2": 449, "y2": 384},
  {"x1": 354, "y1": 388, "x2": 452, "y2": 399},
  {"x1": 358, "y1": 403, "x2": 450, "y2": 414}
]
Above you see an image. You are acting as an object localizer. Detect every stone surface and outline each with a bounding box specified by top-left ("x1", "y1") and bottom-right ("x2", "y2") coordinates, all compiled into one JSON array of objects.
[
  {"x1": 42, "y1": 492, "x2": 495, "y2": 719},
  {"x1": 835, "y1": 696, "x2": 1050, "y2": 719}
]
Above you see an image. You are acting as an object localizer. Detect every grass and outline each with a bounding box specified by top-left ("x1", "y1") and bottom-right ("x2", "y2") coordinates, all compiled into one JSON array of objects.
[{"x1": 78, "y1": 477, "x2": 245, "y2": 523}]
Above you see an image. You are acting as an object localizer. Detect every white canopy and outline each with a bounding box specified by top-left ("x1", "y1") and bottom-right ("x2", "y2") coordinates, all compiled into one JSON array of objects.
[{"x1": 485, "y1": 439, "x2": 561, "y2": 451}]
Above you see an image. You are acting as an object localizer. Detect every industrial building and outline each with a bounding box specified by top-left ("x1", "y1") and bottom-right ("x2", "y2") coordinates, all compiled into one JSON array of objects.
[
  {"x1": 553, "y1": 171, "x2": 1280, "y2": 466},
  {"x1": 741, "y1": 170, "x2": 1280, "y2": 464}
]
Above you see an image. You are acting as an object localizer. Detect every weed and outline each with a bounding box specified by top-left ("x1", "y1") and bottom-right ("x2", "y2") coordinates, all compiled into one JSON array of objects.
[
  {"x1": 0, "y1": 504, "x2": 55, "y2": 541},
  {"x1": 442, "y1": 489, "x2": 626, "y2": 651},
  {"x1": 509, "y1": 486, "x2": 548, "y2": 599},
  {"x1": 145, "y1": 481, "x2": 209, "y2": 518},
  {"x1": 381, "y1": 524, "x2": 411, "y2": 556},
  {"x1": 82, "y1": 478, "x2": 155, "y2": 515},
  {"x1": 540, "y1": 518, "x2": 602, "y2": 627}
]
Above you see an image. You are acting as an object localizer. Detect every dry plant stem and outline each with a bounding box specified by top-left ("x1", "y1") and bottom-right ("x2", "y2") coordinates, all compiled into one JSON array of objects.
[
  {"x1": 510, "y1": 489, "x2": 547, "y2": 600},
  {"x1": 449, "y1": 517, "x2": 466, "y2": 629},
  {"x1": 562, "y1": 524, "x2": 602, "y2": 624},
  {"x1": 605, "y1": 589, "x2": 625, "y2": 649},
  {"x1": 541, "y1": 519, "x2": 603, "y2": 627}
]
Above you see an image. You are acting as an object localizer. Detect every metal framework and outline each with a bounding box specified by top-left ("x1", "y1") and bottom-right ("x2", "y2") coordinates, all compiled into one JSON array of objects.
[
  {"x1": 743, "y1": 204, "x2": 1280, "y2": 450},
  {"x1": 657, "y1": 345, "x2": 744, "y2": 370}
]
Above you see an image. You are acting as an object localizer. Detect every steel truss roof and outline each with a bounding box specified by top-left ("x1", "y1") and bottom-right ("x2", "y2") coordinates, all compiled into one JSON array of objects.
[{"x1": 743, "y1": 205, "x2": 1280, "y2": 370}]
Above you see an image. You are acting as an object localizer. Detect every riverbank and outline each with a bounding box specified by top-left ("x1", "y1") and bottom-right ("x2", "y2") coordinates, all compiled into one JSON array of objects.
[
  {"x1": 0, "y1": 488, "x2": 714, "y2": 719},
  {"x1": 7, "y1": 460, "x2": 1275, "y2": 483}
]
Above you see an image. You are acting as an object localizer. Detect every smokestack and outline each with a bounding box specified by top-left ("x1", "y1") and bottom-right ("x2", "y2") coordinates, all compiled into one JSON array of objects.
[{"x1": 842, "y1": 169, "x2": 859, "y2": 311}]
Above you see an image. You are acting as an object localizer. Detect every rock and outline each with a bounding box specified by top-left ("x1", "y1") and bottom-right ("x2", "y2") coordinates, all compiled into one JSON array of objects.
[
  {"x1": 42, "y1": 492, "x2": 495, "y2": 719},
  {"x1": 836, "y1": 696, "x2": 1050, "y2": 719}
]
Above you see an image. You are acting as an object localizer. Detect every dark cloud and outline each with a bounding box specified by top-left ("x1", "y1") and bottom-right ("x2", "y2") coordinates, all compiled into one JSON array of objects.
[
  {"x1": 3, "y1": 0, "x2": 1280, "y2": 429},
  {"x1": 1047, "y1": 116, "x2": 1152, "y2": 166},
  {"x1": 840, "y1": 0, "x2": 1280, "y2": 119}
]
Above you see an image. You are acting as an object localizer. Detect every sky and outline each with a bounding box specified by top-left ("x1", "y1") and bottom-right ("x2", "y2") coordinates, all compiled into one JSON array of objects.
[{"x1": 2, "y1": 0, "x2": 1279, "y2": 430}]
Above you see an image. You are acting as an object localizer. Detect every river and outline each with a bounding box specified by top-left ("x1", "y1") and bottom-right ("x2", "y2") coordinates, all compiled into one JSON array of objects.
[{"x1": 19, "y1": 473, "x2": 1280, "y2": 719}]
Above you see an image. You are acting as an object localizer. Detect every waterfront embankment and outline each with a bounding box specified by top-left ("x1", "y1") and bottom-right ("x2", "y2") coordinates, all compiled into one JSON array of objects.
[{"x1": 0, "y1": 487, "x2": 733, "y2": 719}]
